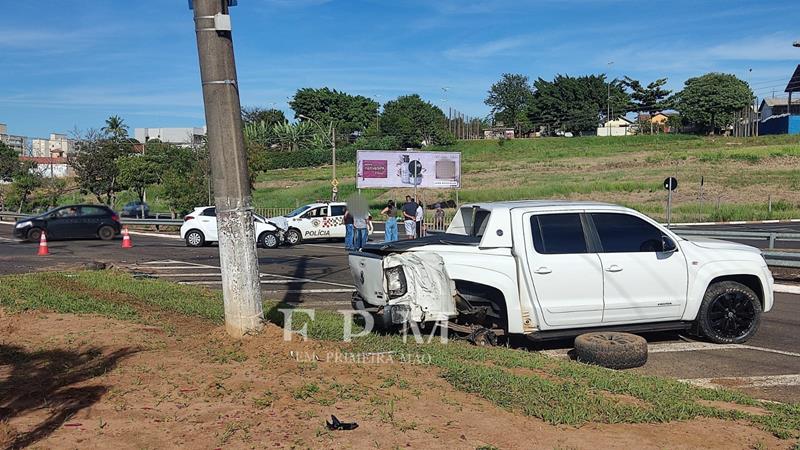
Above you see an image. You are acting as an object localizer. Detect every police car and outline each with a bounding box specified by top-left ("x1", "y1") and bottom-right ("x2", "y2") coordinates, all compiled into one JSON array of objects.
[{"x1": 271, "y1": 202, "x2": 372, "y2": 245}]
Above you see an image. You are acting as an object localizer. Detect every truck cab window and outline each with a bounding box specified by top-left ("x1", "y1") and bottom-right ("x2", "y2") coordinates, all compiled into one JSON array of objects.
[
  {"x1": 530, "y1": 213, "x2": 588, "y2": 254},
  {"x1": 590, "y1": 213, "x2": 663, "y2": 252}
]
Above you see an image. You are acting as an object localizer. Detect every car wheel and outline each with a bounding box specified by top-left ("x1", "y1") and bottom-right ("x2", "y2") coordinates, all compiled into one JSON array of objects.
[
  {"x1": 260, "y1": 232, "x2": 279, "y2": 249},
  {"x1": 697, "y1": 281, "x2": 761, "y2": 344},
  {"x1": 574, "y1": 332, "x2": 648, "y2": 370},
  {"x1": 185, "y1": 229, "x2": 205, "y2": 247},
  {"x1": 26, "y1": 228, "x2": 43, "y2": 243},
  {"x1": 97, "y1": 225, "x2": 115, "y2": 241},
  {"x1": 285, "y1": 229, "x2": 302, "y2": 246}
]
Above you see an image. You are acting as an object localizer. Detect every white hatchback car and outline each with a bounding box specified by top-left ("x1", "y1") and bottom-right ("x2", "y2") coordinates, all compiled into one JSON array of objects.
[
  {"x1": 271, "y1": 202, "x2": 372, "y2": 245},
  {"x1": 180, "y1": 206, "x2": 285, "y2": 249}
]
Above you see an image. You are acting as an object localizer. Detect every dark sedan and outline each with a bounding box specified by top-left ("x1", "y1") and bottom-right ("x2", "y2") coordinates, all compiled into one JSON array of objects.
[{"x1": 13, "y1": 205, "x2": 122, "y2": 242}]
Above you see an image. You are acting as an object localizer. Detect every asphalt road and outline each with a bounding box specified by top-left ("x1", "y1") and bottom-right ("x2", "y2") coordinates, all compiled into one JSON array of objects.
[{"x1": 0, "y1": 222, "x2": 798, "y2": 402}]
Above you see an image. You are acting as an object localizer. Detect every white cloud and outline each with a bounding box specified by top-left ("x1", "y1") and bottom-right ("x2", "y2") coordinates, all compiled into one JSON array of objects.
[{"x1": 444, "y1": 36, "x2": 529, "y2": 60}]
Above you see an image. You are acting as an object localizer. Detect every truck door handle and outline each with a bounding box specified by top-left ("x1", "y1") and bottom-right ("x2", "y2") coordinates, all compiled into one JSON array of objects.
[
  {"x1": 605, "y1": 265, "x2": 623, "y2": 272},
  {"x1": 533, "y1": 267, "x2": 552, "y2": 274}
]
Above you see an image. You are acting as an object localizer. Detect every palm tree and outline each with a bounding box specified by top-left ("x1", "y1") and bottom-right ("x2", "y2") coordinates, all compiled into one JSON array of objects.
[{"x1": 102, "y1": 115, "x2": 129, "y2": 140}]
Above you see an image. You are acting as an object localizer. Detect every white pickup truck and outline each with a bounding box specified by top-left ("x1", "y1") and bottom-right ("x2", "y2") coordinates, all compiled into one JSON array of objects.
[{"x1": 348, "y1": 201, "x2": 774, "y2": 344}]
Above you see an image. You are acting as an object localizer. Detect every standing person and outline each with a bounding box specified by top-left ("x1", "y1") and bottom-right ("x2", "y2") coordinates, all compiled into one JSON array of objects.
[
  {"x1": 434, "y1": 203, "x2": 445, "y2": 231},
  {"x1": 353, "y1": 210, "x2": 370, "y2": 249},
  {"x1": 381, "y1": 200, "x2": 399, "y2": 242},
  {"x1": 415, "y1": 201, "x2": 425, "y2": 238},
  {"x1": 402, "y1": 195, "x2": 418, "y2": 239},
  {"x1": 344, "y1": 207, "x2": 354, "y2": 250}
]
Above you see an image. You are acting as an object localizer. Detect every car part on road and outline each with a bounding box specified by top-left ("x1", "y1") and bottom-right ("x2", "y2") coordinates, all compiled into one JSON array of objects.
[
  {"x1": 260, "y1": 231, "x2": 279, "y2": 249},
  {"x1": 185, "y1": 229, "x2": 205, "y2": 247},
  {"x1": 98, "y1": 225, "x2": 116, "y2": 241},
  {"x1": 574, "y1": 332, "x2": 648, "y2": 369},
  {"x1": 326, "y1": 415, "x2": 358, "y2": 431},
  {"x1": 696, "y1": 281, "x2": 762, "y2": 344},
  {"x1": 285, "y1": 228, "x2": 302, "y2": 245}
]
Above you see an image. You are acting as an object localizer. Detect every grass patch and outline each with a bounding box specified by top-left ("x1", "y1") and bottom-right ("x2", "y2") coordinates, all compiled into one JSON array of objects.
[{"x1": 1, "y1": 270, "x2": 798, "y2": 440}]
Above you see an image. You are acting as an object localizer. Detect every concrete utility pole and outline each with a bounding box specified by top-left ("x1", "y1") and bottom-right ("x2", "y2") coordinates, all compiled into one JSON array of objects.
[{"x1": 191, "y1": 0, "x2": 263, "y2": 337}]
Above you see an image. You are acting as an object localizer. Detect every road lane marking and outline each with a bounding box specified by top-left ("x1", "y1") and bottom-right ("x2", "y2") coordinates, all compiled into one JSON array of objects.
[
  {"x1": 679, "y1": 374, "x2": 800, "y2": 389},
  {"x1": 128, "y1": 231, "x2": 182, "y2": 240},
  {"x1": 261, "y1": 288, "x2": 354, "y2": 294},
  {"x1": 150, "y1": 273, "x2": 222, "y2": 277},
  {"x1": 774, "y1": 284, "x2": 800, "y2": 295},
  {"x1": 0, "y1": 237, "x2": 17, "y2": 242}
]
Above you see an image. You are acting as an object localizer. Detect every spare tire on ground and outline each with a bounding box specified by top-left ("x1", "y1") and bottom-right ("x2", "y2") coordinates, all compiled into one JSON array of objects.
[{"x1": 574, "y1": 332, "x2": 648, "y2": 369}]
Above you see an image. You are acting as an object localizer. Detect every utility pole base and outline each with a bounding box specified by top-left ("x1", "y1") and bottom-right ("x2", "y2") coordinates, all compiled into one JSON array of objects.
[{"x1": 218, "y1": 207, "x2": 264, "y2": 338}]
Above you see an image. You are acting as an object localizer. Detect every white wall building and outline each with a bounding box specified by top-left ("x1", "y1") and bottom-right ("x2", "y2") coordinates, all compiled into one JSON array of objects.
[
  {"x1": 134, "y1": 127, "x2": 206, "y2": 147},
  {"x1": 597, "y1": 117, "x2": 635, "y2": 137}
]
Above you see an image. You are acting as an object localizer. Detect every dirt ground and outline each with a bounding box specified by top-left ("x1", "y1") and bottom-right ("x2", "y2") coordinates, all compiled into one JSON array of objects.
[{"x1": 0, "y1": 309, "x2": 792, "y2": 450}]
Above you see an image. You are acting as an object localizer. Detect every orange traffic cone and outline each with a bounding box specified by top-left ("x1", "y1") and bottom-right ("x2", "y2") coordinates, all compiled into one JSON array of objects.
[
  {"x1": 121, "y1": 227, "x2": 133, "y2": 248},
  {"x1": 37, "y1": 230, "x2": 49, "y2": 256}
]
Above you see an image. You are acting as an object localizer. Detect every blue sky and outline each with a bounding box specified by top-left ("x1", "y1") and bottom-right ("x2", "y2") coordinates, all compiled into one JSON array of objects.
[{"x1": 2, "y1": 0, "x2": 799, "y2": 138}]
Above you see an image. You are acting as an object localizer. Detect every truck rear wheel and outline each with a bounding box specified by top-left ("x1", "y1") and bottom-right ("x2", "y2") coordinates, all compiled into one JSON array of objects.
[
  {"x1": 697, "y1": 281, "x2": 761, "y2": 344},
  {"x1": 574, "y1": 332, "x2": 648, "y2": 369}
]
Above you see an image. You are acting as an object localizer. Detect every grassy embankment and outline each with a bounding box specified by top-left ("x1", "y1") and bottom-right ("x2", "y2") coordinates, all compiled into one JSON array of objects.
[
  {"x1": 253, "y1": 134, "x2": 800, "y2": 223},
  {"x1": 1, "y1": 270, "x2": 798, "y2": 440}
]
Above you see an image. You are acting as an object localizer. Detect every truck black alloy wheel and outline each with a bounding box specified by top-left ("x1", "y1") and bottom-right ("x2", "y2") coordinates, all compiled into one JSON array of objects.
[
  {"x1": 697, "y1": 281, "x2": 761, "y2": 344},
  {"x1": 574, "y1": 332, "x2": 648, "y2": 370}
]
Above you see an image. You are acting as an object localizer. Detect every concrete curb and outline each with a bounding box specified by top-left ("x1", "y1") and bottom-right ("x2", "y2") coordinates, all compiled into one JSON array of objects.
[{"x1": 774, "y1": 283, "x2": 800, "y2": 295}]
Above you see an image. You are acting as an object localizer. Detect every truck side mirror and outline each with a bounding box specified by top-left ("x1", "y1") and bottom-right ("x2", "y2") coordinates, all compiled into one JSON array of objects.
[{"x1": 662, "y1": 235, "x2": 677, "y2": 253}]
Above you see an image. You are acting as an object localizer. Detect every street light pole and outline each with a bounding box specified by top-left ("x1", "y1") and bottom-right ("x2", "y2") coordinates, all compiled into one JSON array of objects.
[
  {"x1": 298, "y1": 114, "x2": 337, "y2": 201},
  {"x1": 191, "y1": 0, "x2": 263, "y2": 338}
]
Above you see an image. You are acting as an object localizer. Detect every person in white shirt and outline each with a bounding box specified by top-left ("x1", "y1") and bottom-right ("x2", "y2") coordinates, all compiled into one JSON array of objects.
[{"x1": 415, "y1": 201, "x2": 424, "y2": 238}]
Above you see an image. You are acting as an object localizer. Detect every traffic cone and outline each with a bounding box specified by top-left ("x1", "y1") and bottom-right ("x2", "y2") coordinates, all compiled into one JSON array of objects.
[
  {"x1": 121, "y1": 227, "x2": 133, "y2": 248},
  {"x1": 37, "y1": 231, "x2": 49, "y2": 256}
]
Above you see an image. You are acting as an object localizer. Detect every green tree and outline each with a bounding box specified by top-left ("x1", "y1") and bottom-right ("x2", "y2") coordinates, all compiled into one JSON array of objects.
[
  {"x1": 527, "y1": 74, "x2": 630, "y2": 134},
  {"x1": 622, "y1": 77, "x2": 672, "y2": 113},
  {"x1": 102, "y1": 115, "x2": 130, "y2": 140},
  {"x1": 675, "y1": 73, "x2": 752, "y2": 134},
  {"x1": 485, "y1": 73, "x2": 534, "y2": 133},
  {"x1": 0, "y1": 141, "x2": 18, "y2": 182},
  {"x1": 117, "y1": 155, "x2": 161, "y2": 203},
  {"x1": 380, "y1": 94, "x2": 453, "y2": 148},
  {"x1": 70, "y1": 131, "x2": 134, "y2": 206},
  {"x1": 290, "y1": 87, "x2": 379, "y2": 139},
  {"x1": 160, "y1": 145, "x2": 212, "y2": 215},
  {"x1": 241, "y1": 107, "x2": 286, "y2": 126},
  {"x1": 10, "y1": 162, "x2": 42, "y2": 213}
]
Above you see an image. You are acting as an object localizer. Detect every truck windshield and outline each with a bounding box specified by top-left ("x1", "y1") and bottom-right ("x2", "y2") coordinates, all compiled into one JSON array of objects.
[{"x1": 286, "y1": 206, "x2": 311, "y2": 217}]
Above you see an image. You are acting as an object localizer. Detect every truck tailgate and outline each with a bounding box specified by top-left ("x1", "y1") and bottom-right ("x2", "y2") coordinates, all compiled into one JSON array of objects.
[{"x1": 348, "y1": 252, "x2": 386, "y2": 305}]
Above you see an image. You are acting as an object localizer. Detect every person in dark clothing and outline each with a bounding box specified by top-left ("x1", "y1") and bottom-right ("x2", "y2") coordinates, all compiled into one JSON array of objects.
[{"x1": 402, "y1": 195, "x2": 418, "y2": 239}]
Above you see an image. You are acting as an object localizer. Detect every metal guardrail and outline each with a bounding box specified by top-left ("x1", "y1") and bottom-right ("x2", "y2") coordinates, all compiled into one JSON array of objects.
[
  {"x1": 0, "y1": 211, "x2": 183, "y2": 229},
  {"x1": 672, "y1": 229, "x2": 800, "y2": 250}
]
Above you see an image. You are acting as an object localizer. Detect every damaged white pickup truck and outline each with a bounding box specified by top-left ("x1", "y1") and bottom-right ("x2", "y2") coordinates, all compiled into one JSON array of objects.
[{"x1": 348, "y1": 201, "x2": 774, "y2": 344}]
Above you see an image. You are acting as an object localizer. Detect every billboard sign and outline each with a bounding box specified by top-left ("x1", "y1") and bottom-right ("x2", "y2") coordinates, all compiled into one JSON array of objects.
[{"x1": 356, "y1": 150, "x2": 461, "y2": 189}]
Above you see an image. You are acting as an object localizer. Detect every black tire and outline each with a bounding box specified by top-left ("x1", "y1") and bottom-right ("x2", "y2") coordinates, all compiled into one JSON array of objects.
[
  {"x1": 285, "y1": 228, "x2": 302, "y2": 246},
  {"x1": 574, "y1": 332, "x2": 648, "y2": 370},
  {"x1": 26, "y1": 228, "x2": 43, "y2": 243},
  {"x1": 185, "y1": 229, "x2": 205, "y2": 247},
  {"x1": 260, "y1": 232, "x2": 279, "y2": 249},
  {"x1": 697, "y1": 281, "x2": 762, "y2": 344},
  {"x1": 98, "y1": 225, "x2": 115, "y2": 241}
]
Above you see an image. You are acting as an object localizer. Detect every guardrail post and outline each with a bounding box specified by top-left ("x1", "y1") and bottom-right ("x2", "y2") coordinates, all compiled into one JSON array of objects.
[{"x1": 769, "y1": 233, "x2": 776, "y2": 249}]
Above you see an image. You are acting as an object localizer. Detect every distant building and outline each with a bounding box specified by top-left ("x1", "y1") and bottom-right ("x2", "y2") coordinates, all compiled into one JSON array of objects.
[
  {"x1": 483, "y1": 127, "x2": 515, "y2": 139},
  {"x1": 758, "y1": 98, "x2": 800, "y2": 120},
  {"x1": 134, "y1": 127, "x2": 206, "y2": 147},
  {"x1": 31, "y1": 133, "x2": 75, "y2": 158},
  {"x1": 637, "y1": 111, "x2": 680, "y2": 133},
  {"x1": 0, "y1": 123, "x2": 28, "y2": 155},
  {"x1": 597, "y1": 117, "x2": 634, "y2": 137}
]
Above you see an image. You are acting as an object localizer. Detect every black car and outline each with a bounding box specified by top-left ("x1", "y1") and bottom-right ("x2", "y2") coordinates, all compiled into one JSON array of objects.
[
  {"x1": 13, "y1": 205, "x2": 122, "y2": 242},
  {"x1": 122, "y1": 201, "x2": 150, "y2": 218}
]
